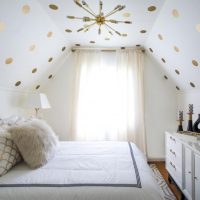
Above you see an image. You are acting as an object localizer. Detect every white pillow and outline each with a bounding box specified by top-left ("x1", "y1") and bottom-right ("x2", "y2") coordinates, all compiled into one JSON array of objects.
[
  {"x1": 9, "y1": 119, "x2": 58, "y2": 168},
  {"x1": 0, "y1": 115, "x2": 26, "y2": 126},
  {"x1": 0, "y1": 129, "x2": 22, "y2": 176}
]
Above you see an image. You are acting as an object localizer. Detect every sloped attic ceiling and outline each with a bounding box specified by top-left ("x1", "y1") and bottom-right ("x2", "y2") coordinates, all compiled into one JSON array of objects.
[
  {"x1": 146, "y1": 0, "x2": 200, "y2": 91},
  {"x1": 0, "y1": 0, "x2": 70, "y2": 92},
  {"x1": 0, "y1": 0, "x2": 199, "y2": 92}
]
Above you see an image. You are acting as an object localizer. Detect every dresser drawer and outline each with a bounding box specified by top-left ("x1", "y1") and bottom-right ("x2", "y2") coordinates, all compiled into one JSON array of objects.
[
  {"x1": 166, "y1": 147, "x2": 182, "y2": 168},
  {"x1": 166, "y1": 158, "x2": 182, "y2": 189},
  {"x1": 166, "y1": 134, "x2": 182, "y2": 157}
]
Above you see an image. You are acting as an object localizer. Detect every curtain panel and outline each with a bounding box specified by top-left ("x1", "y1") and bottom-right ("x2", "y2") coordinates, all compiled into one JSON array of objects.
[{"x1": 70, "y1": 49, "x2": 146, "y2": 154}]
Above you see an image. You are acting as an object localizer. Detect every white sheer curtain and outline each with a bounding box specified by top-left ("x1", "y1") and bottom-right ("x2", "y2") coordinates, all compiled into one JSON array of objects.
[{"x1": 70, "y1": 49, "x2": 146, "y2": 153}]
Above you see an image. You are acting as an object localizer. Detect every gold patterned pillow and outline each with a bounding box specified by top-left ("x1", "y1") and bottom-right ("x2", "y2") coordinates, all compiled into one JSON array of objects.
[{"x1": 0, "y1": 130, "x2": 21, "y2": 176}]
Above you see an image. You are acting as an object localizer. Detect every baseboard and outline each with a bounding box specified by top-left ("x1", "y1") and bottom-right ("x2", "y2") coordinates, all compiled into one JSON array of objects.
[{"x1": 147, "y1": 157, "x2": 165, "y2": 162}]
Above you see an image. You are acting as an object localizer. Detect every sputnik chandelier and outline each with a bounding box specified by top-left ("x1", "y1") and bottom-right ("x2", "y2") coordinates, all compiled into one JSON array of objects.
[{"x1": 67, "y1": 0, "x2": 132, "y2": 36}]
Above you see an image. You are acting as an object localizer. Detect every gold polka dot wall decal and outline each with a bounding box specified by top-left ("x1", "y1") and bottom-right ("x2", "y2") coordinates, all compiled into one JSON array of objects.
[
  {"x1": 190, "y1": 82, "x2": 195, "y2": 88},
  {"x1": 48, "y1": 74, "x2": 53, "y2": 79},
  {"x1": 148, "y1": 6, "x2": 157, "y2": 12},
  {"x1": 47, "y1": 31, "x2": 53, "y2": 38},
  {"x1": 192, "y1": 59, "x2": 198, "y2": 67},
  {"x1": 176, "y1": 86, "x2": 180, "y2": 90},
  {"x1": 35, "y1": 85, "x2": 40, "y2": 90},
  {"x1": 90, "y1": 41, "x2": 95, "y2": 44},
  {"x1": 15, "y1": 81, "x2": 21, "y2": 87},
  {"x1": 161, "y1": 58, "x2": 166, "y2": 63},
  {"x1": 48, "y1": 57, "x2": 53, "y2": 62},
  {"x1": 164, "y1": 75, "x2": 168, "y2": 80},
  {"x1": 49, "y1": 4, "x2": 58, "y2": 10},
  {"x1": 0, "y1": 22, "x2": 5, "y2": 31},
  {"x1": 175, "y1": 69, "x2": 180, "y2": 75},
  {"x1": 5, "y1": 57, "x2": 13, "y2": 64},
  {"x1": 32, "y1": 68, "x2": 37, "y2": 73},
  {"x1": 123, "y1": 12, "x2": 131, "y2": 17},
  {"x1": 196, "y1": 24, "x2": 200, "y2": 32},
  {"x1": 158, "y1": 34, "x2": 163, "y2": 40},
  {"x1": 172, "y1": 9, "x2": 179, "y2": 18},
  {"x1": 174, "y1": 46, "x2": 179, "y2": 52},
  {"x1": 29, "y1": 44, "x2": 36, "y2": 51},
  {"x1": 65, "y1": 29, "x2": 72, "y2": 33},
  {"x1": 149, "y1": 48, "x2": 153, "y2": 53},
  {"x1": 140, "y1": 30, "x2": 147, "y2": 34},
  {"x1": 62, "y1": 46, "x2": 66, "y2": 51},
  {"x1": 22, "y1": 5, "x2": 30, "y2": 14}
]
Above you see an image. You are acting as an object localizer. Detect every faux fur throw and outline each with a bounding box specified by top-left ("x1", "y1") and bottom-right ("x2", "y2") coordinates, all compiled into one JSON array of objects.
[{"x1": 9, "y1": 119, "x2": 58, "y2": 168}]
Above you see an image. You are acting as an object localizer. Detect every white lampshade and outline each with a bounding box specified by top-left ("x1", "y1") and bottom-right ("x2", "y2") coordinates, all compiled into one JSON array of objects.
[{"x1": 25, "y1": 93, "x2": 51, "y2": 109}]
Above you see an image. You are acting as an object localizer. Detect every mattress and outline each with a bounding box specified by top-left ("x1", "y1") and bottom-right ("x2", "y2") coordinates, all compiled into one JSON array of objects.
[{"x1": 0, "y1": 141, "x2": 164, "y2": 200}]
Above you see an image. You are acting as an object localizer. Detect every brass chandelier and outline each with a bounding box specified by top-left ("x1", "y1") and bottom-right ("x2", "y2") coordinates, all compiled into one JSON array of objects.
[{"x1": 67, "y1": 0, "x2": 132, "y2": 36}]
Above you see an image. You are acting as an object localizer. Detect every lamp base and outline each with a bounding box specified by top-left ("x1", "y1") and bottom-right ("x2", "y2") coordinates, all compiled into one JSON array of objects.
[{"x1": 35, "y1": 108, "x2": 40, "y2": 118}]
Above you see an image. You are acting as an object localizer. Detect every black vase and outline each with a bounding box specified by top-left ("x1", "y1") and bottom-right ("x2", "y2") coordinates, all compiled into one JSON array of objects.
[
  {"x1": 193, "y1": 114, "x2": 200, "y2": 133},
  {"x1": 187, "y1": 120, "x2": 193, "y2": 132}
]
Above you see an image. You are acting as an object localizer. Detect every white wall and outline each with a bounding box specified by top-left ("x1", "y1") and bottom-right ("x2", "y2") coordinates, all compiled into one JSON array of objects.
[
  {"x1": 0, "y1": 87, "x2": 28, "y2": 118},
  {"x1": 43, "y1": 52, "x2": 178, "y2": 159},
  {"x1": 177, "y1": 90, "x2": 200, "y2": 130},
  {"x1": 144, "y1": 53, "x2": 177, "y2": 160},
  {"x1": 42, "y1": 53, "x2": 75, "y2": 140}
]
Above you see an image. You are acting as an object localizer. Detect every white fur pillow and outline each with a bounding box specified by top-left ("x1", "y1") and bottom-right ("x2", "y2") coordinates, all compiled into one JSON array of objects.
[{"x1": 9, "y1": 119, "x2": 58, "y2": 168}]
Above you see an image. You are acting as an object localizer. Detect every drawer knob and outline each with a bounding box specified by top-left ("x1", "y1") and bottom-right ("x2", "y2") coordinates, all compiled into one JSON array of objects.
[
  {"x1": 170, "y1": 136, "x2": 176, "y2": 142},
  {"x1": 188, "y1": 171, "x2": 191, "y2": 174},
  {"x1": 170, "y1": 149, "x2": 176, "y2": 156},
  {"x1": 170, "y1": 161, "x2": 176, "y2": 171}
]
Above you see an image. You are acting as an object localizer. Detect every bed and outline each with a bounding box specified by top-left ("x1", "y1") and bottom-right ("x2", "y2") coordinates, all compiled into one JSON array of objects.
[{"x1": 0, "y1": 141, "x2": 164, "y2": 200}]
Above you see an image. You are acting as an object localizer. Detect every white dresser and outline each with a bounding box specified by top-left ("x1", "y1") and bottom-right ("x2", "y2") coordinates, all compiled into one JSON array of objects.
[{"x1": 165, "y1": 132, "x2": 200, "y2": 200}]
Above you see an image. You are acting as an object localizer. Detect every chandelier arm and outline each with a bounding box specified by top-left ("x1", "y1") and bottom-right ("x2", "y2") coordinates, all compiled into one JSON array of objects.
[
  {"x1": 82, "y1": 1, "x2": 97, "y2": 16},
  {"x1": 104, "y1": 8, "x2": 120, "y2": 18},
  {"x1": 104, "y1": 25, "x2": 113, "y2": 35},
  {"x1": 85, "y1": 6, "x2": 97, "y2": 16},
  {"x1": 79, "y1": 4, "x2": 97, "y2": 17},
  {"x1": 105, "y1": 23, "x2": 122, "y2": 36},
  {"x1": 67, "y1": 16, "x2": 95, "y2": 20},
  {"x1": 98, "y1": 24, "x2": 102, "y2": 35},
  {"x1": 85, "y1": 22, "x2": 97, "y2": 29},
  {"x1": 104, "y1": 5, "x2": 125, "y2": 18},
  {"x1": 77, "y1": 22, "x2": 97, "y2": 32},
  {"x1": 105, "y1": 20, "x2": 132, "y2": 24},
  {"x1": 99, "y1": 1, "x2": 103, "y2": 16}
]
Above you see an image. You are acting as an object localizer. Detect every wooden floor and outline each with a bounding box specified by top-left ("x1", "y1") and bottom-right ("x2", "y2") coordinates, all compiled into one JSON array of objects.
[{"x1": 150, "y1": 162, "x2": 182, "y2": 200}]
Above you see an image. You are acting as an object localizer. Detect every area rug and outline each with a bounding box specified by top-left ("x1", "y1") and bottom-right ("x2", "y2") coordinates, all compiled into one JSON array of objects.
[{"x1": 149, "y1": 164, "x2": 177, "y2": 200}]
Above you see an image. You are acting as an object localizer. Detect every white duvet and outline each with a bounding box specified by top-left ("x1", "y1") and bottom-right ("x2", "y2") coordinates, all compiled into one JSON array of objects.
[{"x1": 0, "y1": 141, "x2": 164, "y2": 200}]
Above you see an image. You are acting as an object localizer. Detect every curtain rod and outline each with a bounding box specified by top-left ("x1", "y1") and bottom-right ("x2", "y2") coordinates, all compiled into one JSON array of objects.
[{"x1": 71, "y1": 47, "x2": 145, "y2": 53}]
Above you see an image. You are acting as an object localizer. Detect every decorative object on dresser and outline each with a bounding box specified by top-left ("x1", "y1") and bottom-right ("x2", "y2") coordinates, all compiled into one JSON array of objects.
[
  {"x1": 177, "y1": 111, "x2": 184, "y2": 132},
  {"x1": 193, "y1": 114, "x2": 200, "y2": 133},
  {"x1": 24, "y1": 93, "x2": 51, "y2": 117},
  {"x1": 165, "y1": 131, "x2": 200, "y2": 200},
  {"x1": 187, "y1": 104, "x2": 194, "y2": 132}
]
